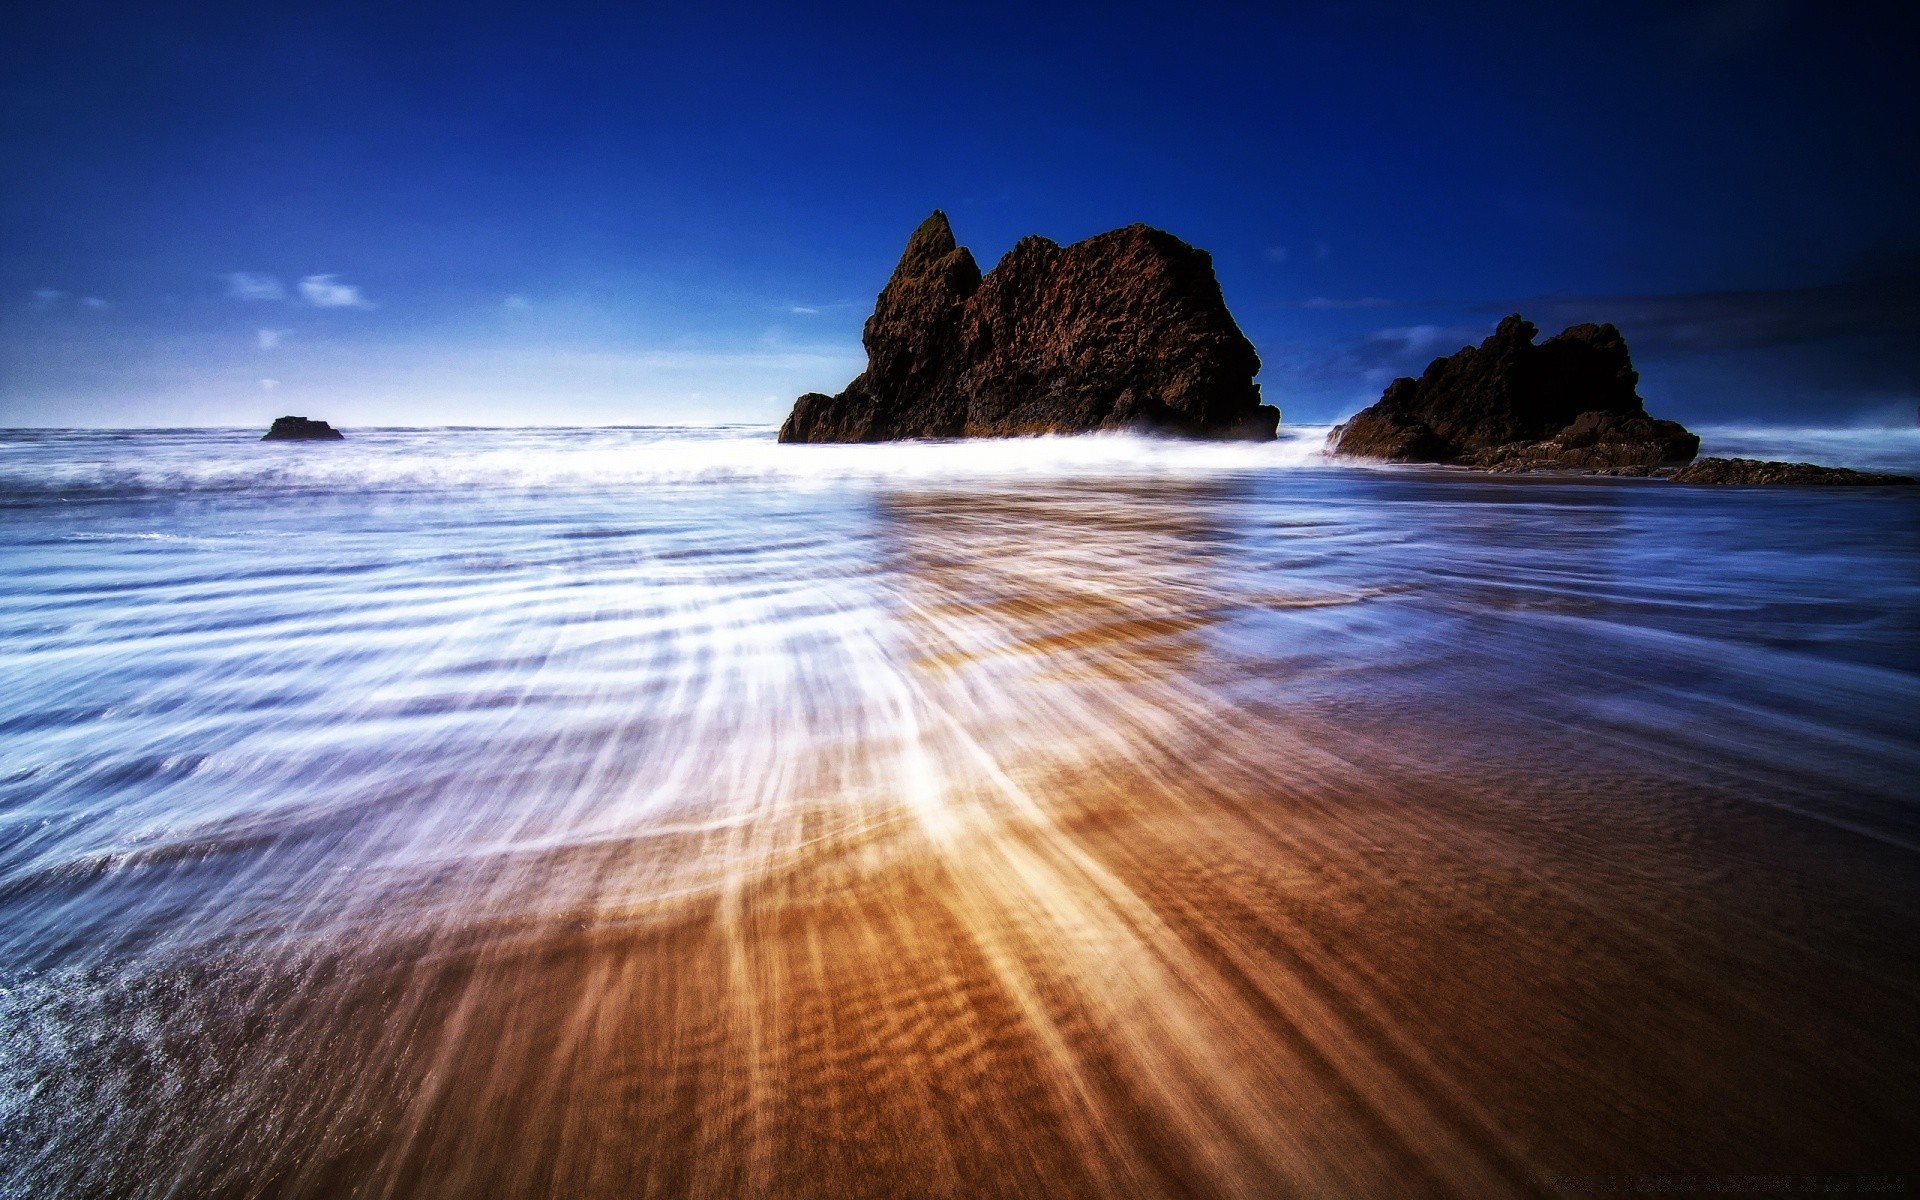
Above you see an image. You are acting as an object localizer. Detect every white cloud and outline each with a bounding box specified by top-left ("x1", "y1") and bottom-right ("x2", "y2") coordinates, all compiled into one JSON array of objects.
[
  {"x1": 26, "y1": 291, "x2": 110, "y2": 311},
  {"x1": 1304, "y1": 297, "x2": 1394, "y2": 310},
  {"x1": 1368, "y1": 324, "x2": 1444, "y2": 348},
  {"x1": 257, "y1": 328, "x2": 289, "y2": 349},
  {"x1": 259, "y1": 378, "x2": 280, "y2": 391},
  {"x1": 1313, "y1": 240, "x2": 1333, "y2": 261},
  {"x1": 225, "y1": 272, "x2": 286, "y2": 301},
  {"x1": 1366, "y1": 324, "x2": 1478, "y2": 358},
  {"x1": 787, "y1": 305, "x2": 821, "y2": 315},
  {"x1": 1264, "y1": 246, "x2": 1289, "y2": 264},
  {"x1": 503, "y1": 294, "x2": 531, "y2": 310},
  {"x1": 552, "y1": 347, "x2": 862, "y2": 373},
  {"x1": 299, "y1": 274, "x2": 374, "y2": 308}
]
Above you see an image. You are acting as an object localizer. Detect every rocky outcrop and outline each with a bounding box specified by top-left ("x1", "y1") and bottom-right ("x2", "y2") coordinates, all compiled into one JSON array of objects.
[
  {"x1": 779, "y1": 212, "x2": 1278, "y2": 442},
  {"x1": 1327, "y1": 315, "x2": 1697, "y2": 474},
  {"x1": 1668, "y1": 457, "x2": 1915, "y2": 486},
  {"x1": 261, "y1": 416, "x2": 343, "y2": 441}
]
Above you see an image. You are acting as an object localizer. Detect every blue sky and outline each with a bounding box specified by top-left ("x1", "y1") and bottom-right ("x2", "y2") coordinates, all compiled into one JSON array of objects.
[{"x1": 2, "y1": 0, "x2": 1915, "y2": 427}]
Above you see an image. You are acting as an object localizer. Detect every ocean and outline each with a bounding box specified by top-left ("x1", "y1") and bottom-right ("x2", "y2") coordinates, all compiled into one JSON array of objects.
[{"x1": 3, "y1": 423, "x2": 1918, "y2": 1197}]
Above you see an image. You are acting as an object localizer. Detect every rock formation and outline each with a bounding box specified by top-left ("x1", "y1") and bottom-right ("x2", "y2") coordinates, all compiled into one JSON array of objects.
[
  {"x1": 1327, "y1": 315, "x2": 1698, "y2": 474},
  {"x1": 262, "y1": 416, "x2": 344, "y2": 441},
  {"x1": 779, "y1": 212, "x2": 1278, "y2": 442},
  {"x1": 1668, "y1": 457, "x2": 1915, "y2": 486}
]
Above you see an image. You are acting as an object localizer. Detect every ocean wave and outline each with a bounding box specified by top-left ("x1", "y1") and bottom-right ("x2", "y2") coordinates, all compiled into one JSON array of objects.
[
  {"x1": 9, "y1": 423, "x2": 1914, "y2": 503},
  {"x1": 0, "y1": 425, "x2": 1341, "y2": 500}
]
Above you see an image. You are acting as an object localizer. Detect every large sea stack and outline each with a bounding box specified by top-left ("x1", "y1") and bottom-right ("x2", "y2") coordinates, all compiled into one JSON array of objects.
[
  {"x1": 1327, "y1": 315, "x2": 1698, "y2": 474},
  {"x1": 779, "y1": 212, "x2": 1279, "y2": 442}
]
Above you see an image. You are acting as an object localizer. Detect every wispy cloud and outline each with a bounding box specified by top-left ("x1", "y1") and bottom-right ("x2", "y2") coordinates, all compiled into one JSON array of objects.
[
  {"x1": 259, "y1": 378, "x2": 280, "y2": 392},
  {"x1": 776, "y1": 300, "x2": 858, "y2": 316},
  {"x1": 225, "y1": 272, "x2": 286, "y2": 301},
  {"x1": 299, "y1": 274, "x2": 374, "y2": 309},
  {"x1": 1264, "y1": 246, "x2": 1288, "y2": 264},
  {"x1": 1303, "y1": 297, "x2": 1394, "y2": 310},
  {"x1": 1252, "y1": 322, "x2": 1486, "y2": 414},
  {"x1": 1359, "y1": 324, "x2": 1483, "y2": 365},
  {"x1": 503, "y1": 294, "x2": 531, "y2": 310},
  {"x1": 257, "y1": 328, "x2": 289, "y2": 349},
  {"x1": 27, "y1": 290, "x2": 111, "y2": 311},
  {"x1": 1366, "y1": 324, "x2": 1464, "y2": 351},
  {"x1": 553, "y1": 348, "x2": 862, "y2": 372},
  {"x1": 1491, "y1": 264, "x2": 1920, "y2": 353}
]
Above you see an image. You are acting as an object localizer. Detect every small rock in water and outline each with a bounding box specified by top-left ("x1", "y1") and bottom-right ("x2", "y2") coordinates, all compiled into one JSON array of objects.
[
  {"x1": 261, "y1": 416, "x2": 344, "y2": 441},
  {"x1": 1666, "y1": 457, "x2": 1915, "y2": 486}
]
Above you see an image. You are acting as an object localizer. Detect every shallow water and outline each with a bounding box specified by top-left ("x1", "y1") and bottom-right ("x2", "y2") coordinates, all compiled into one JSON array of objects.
[{"x1": 3, "y1": 425, "x2": 1918, "y2": 1197}]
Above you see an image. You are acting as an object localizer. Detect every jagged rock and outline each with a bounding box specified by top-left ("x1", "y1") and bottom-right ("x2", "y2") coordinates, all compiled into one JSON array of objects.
[
  {"x1": 1463, "y1": 411, "x2": 1703, "y2": 476},
  {"x1": 261, "y1": 416, "x2": 344, "y2": 441},
  {"x1": 779, "y1": 212, "x2": 1278, "y2": 442},
  {"x1": 1327, "y1": 315, "x2": 1697, "y2": 473},
  {"x1": 1667, "y1": 457, "x2": 1915, "y2": 486}
]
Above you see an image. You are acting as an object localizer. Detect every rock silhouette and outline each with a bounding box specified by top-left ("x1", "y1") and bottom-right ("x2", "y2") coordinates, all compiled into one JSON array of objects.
[
  {"x1": 1328, "y1": 315, "x2": 1697, "y2": 474},
  {"x1": 262, "y1": 416, "x2": 344, "y2": 441},
  {"x1": 1669, "y1": 457, "x2": 1915, "y2": 485},
  {"x1": 779, "y1": 212, "x2": 1278, "y2": 442}
]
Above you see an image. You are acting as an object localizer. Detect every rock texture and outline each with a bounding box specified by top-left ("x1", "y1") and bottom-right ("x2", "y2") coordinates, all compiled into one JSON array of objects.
[
  {"x1": 779, "y1": 212, "x2": 1278, "y2": 442},
  {"x1": 262, "y1": 416, "x2": 344, "y2": 441},
  {"x1": 1327, "y1": 315, "x2": 1697, "y2": 474},
  {"x1": 1668, "y1": 457, "x2": 1915, "y2": 486}
]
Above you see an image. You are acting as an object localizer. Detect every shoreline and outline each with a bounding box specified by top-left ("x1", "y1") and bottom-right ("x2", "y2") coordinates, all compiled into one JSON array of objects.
[{"x1": 8, "y1": 702, "x2": 1916, "y2": 1197}]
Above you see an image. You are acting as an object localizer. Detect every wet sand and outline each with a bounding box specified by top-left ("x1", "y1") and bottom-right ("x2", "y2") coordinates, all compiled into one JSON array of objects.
[{"x1": 17, "y1": 717, "x2": 1917, "y2": 1198}]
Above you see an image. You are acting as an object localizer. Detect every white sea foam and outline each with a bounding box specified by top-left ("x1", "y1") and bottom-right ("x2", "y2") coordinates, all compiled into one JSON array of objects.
[
  {"x1": 7, "y1": 422, "x2": 1911, "y2": 502},
  {"x1": 0, "y1": 424, "x2": 1340, "y2": 498}
]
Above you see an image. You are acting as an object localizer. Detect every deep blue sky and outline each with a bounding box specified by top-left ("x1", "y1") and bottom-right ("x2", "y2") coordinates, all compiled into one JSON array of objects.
[{"x1": 3, "y1": 0, "x2": 1915, "y2": 427}]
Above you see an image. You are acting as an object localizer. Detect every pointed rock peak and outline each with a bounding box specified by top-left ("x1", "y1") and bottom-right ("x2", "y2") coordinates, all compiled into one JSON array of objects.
[
  {"x1": 901, "y1": 210, "x2": 958, "y2": 264},
  {"x1": 880, "y1": 210, "x2": 980, "y2": 299},
  {"x1": 1492, "y1": 313, "x2": 1539, "y2": 345},
  {"x1": 1547, "y1": 321, "x2": 1624, "y2": 347}
]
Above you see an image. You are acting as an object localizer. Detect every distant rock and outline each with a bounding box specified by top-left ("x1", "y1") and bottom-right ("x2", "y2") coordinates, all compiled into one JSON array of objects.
[
  {"x1": 261, "y1": 416, "x2": 344, "y2": 441},
  {"x1": 1667, "y1": 457, "x2": 1915, "y2": 486},
  {"x1": 779, "y1": 212, "x2": 1278, "y2": 443},
  {"x1": 1327, "y1": 314, "x2": 1698, "y2": 474}
]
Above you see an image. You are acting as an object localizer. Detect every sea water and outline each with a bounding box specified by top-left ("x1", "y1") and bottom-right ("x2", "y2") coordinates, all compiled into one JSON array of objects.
[{"x1": 3, "y1": 424, "x2": 1917, "y2": 1196}]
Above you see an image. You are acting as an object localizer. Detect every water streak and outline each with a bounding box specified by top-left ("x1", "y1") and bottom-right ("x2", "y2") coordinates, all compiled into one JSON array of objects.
[{"x1": 2, "y1": 427, "x2": 1917, "y2": 1197}]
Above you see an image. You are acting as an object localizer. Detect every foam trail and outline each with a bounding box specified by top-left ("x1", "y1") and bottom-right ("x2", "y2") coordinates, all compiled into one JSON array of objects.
[{"x1": 1, "y1": 427, "x2": 1916, "y2": 1197}]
